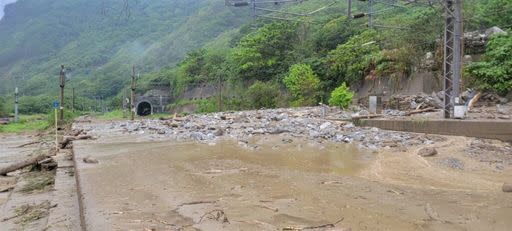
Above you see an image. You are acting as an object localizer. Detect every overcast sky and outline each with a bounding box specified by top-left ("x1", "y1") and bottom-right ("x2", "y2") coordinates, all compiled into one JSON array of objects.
[{"x1": 0, "y1": 0, "x2": 18, "y2": 20}]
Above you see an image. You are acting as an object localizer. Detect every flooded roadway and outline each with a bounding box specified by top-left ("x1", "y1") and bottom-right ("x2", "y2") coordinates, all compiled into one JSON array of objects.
[{"x1": 73, "y1": 132, "x2": 512, "y2": 231}]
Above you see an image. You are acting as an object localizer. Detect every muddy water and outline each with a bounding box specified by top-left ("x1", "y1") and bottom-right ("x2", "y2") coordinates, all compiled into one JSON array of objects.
[{"x1": 74, "y1": 135, "x2": 512, "y2": 231}]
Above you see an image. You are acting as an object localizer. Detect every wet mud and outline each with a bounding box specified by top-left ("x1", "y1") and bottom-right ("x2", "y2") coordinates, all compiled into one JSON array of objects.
[{"x1": 73, "y1": 133, "x2": 512, "y2": 231}]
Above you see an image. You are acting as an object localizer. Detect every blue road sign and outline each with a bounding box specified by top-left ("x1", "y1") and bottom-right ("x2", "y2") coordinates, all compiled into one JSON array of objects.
[{"x1": 53, "y1": 100, "x2": 59, "y2": 109}]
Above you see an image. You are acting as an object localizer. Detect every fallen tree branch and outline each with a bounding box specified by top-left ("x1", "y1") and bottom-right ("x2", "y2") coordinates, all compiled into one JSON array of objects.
[
  {"x1": 405, "y1": 107, "x2": 436, "y2": 116},
  {"x1": 199, "y1": 209, "x2": 229, "y2": 224},
  {"x1": 176, "y1": 200, "x2": 217, "y2": 208},
  {"x1": 0, "y1": 154, "x2": 47, "y2": 176},
  {"x1": 282, "y1": 217, "x2": 344, "y2": 231},
  {"x1": 10, "y1": 141, "x2": 40, "y2": 148},
  {"x1": 351, "y1": 114, "x2": 383, "y2": 120},
  {"x1": 60, "y1": 135, "x2": 93, "y2": 149}
]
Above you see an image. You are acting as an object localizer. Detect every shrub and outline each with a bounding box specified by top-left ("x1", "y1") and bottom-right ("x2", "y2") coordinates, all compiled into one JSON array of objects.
[
  {"x1": 46, "y1": 110, "x2": 78, "y2": 128},
  {"x1": 283, "y1": 64, "x2": 320, "y2": 106},
  {"x1": 328, "y1": 83, "x2": 354, "y2": 109},
  {"x1": 196, "y1": 99, "x2": 217, "y2": 113},
  {"x1": 465, "y1": 34, "x2": 512, "y2": 95},
  {"x1": 0, "y1": 98, "x2": 7, "y2": 117},
  {"x1": 246, "y1": 81, "x2": 279, "y2": 109}
]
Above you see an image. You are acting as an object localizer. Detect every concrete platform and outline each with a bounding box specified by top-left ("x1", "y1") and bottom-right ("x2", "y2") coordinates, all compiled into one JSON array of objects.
[{"x1": 358, "y1": 119, "x2": 512, "y2": 142}]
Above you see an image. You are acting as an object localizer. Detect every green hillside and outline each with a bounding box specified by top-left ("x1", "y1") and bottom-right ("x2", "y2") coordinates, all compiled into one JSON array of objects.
[
  {"x1": 0, "y1": 0, "x2": 248, "y2": 98},
  {"x1": 0, "y1": 0, "x2": 510, "y2": 115}
]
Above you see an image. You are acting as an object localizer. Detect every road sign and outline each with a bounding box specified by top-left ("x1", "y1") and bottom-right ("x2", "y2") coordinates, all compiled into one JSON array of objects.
[{"x1": 53, "y1": 100, "x2": 60, "y2": 109}]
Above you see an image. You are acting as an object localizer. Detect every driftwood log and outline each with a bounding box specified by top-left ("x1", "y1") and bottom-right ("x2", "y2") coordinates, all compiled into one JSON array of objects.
[
  {"x1": 60, "y1": 135, "x2": 93, "y2": 149},
  {"x1": 405, "y1": 107, "x2": 436, "y2": 116},
  {"x1": 467, "y1": 92, "x2": 482, "y2": 112},
  {"x1": 0, "y1": 154, "x2": 47, "y2": 176},
  {"x1": 351, "y1": 114, "x2": 383, "y2": 120},
  {"x1": 10, "y1": 141, "x2": 40, "y2": 148}
]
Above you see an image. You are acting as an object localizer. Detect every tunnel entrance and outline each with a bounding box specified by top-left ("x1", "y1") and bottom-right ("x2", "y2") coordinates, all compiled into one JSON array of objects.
[{"x1": 136, "y1": 101, "x2": 152, "y2": 116}]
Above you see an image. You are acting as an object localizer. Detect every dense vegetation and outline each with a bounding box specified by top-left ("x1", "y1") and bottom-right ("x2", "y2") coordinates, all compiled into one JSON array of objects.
[
  {"x1": 466, "y1": 34, "x2": 512, "y2": 95},
  {"x1": 0, "y1": 0, "x2": 510, "y2": 116}
]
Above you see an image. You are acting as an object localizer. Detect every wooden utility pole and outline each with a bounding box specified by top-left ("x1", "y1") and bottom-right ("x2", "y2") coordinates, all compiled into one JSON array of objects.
[
  {"x1": 14, "y1": 87, "x2": 19, "y2": 122},
  {"x1": 59, "y1": 65, "x2": 65, "y2": 122},
  {"x1": 218, "y1": 76, "x2": 223, "y2": 112},
  {"x1": 130, "y1": 65, "x2": 136, "y2": 121},
  {"x1": 122, "y1": 88, "x2": 127, "y2": 118}
]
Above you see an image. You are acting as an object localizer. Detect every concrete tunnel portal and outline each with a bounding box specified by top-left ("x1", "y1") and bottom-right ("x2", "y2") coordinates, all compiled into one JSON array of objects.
[{"x1": 136, "y1": 101, "x2": 152, "y2": 116}]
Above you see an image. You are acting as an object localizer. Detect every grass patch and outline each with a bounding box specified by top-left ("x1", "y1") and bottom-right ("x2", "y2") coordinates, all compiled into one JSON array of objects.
[
  {"x1": 96, "y1": 110, "x2": 171, "y2": 120},
  {"x1": 19, "y1": 170, "x2": 55, "y2": 194},
  {"x1": 13, "y1": 201, "x2": 55, "y2": 226},
  {"x1": 96, "y1": 110, "x2": 125, "y2": 120},
  {"x1": 0, "y1": 115, "x2": 48, "y2": 133}
]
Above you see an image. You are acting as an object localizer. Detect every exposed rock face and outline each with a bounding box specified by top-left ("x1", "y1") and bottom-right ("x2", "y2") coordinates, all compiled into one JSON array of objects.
[{"x1": 464, "y1": 26, "x2": 507, "y2": 54}]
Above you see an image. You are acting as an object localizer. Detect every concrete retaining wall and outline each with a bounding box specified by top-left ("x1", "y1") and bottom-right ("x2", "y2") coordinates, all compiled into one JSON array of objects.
[{"x1": 358, "y1": 119, "x2": 512, "y2": 142}]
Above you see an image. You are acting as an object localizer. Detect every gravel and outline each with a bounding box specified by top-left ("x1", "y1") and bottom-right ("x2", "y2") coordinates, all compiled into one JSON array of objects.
[{"x1": 78, "y1": 107, "x2": 445, "y2": 151}]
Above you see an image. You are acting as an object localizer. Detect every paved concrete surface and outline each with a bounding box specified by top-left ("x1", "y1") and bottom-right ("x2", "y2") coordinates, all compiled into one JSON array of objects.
[{"x1": 358, "y1": 119, "x2": 512, "y2": 141}]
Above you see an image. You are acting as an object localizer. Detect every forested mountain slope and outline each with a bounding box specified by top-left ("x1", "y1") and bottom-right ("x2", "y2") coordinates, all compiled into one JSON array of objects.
[
  {"x1": 0, "y1": 0, "x2": 248, "y2": 98},
  {"x1": 0, "y1": 0, "x2": 510, "y2": 114}
]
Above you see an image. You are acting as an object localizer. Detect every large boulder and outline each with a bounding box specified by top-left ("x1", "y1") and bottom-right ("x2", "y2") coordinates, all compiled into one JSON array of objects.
[
  {"x1": 502, "y1": 182, "x2": 512, "y2": 192},
  {"x1": 417, "y1": 147, "x2": 438, "y2": 157},
  {"x1": 464, "y1": 26, "x2": 507, "y2": 54}
]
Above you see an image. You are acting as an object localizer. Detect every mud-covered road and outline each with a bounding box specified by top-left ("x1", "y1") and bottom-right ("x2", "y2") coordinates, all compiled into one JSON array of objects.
[{"x1": 70, "y1": 107, "x2": 512, "y2": 231}]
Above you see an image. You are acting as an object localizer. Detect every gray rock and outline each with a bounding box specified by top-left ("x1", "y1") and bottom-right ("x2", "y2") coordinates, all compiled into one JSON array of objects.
[
  {"x1": 191, "y1": 132, "x2": 205, "y2": 141},
  {"x1": 343, "y1": 123, "x2": 355, "y2": 128},
  {"x1": 83, "y1": 156, "x2": 99, "y2": 164},
  {"x1": 439, "y1": 157, "x2": 464, "y2": 170},
  {"x1": 269, "y1": 128, "x2": 288, "y2": 134},
  {"x1": 214, "y1": 128, "x2": 224, "y2": 136},
  {"x1": 502, "y1": 182, "x2": 512, "y2": 192},
  {"x1": 496, "y1": 105, "x2": 508, "y2": 115},
  {"x1": 252, "y1": 128, "x2": 265, "y2": 134},
  {"x1": 417, "y1": 147, "x2": 438, "y2": 157},
  {"x1": 319, "y1": 122, "x2": 331, "y2": 130}
]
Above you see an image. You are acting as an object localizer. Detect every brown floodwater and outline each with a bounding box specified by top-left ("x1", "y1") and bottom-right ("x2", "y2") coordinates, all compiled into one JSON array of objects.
[{"x1": 74, "y1": 135, "x2": 512, "y2": 231}]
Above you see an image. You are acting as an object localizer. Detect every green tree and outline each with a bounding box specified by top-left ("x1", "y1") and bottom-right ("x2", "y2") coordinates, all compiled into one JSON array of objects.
[
  {"x1": 0, "y1": 97, "x2": 6, "y2": 116},
  {"x1": 328, "y1": 83, "x2": 353, "y2": 109},
  {"x1": 283, "y1": 64, "x2": 320, "y2": 106},
  {"x1": 325, "y1": 30, "x2": 381, "y2": 87},
  {"x1": 230, "y1": 22, "x2": 298, "y2": 81},
  {"x1": 465, "y1": 34, "x2": 512, "y2": 95},
  {"x1": 246, "y1": 81, "x2": 279, "y2": 109}
]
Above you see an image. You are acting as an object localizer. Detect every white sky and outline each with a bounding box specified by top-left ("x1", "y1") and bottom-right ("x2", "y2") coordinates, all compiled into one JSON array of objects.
[{"x1": 0, "y1": 0, "x2": 18, "y2": 20}]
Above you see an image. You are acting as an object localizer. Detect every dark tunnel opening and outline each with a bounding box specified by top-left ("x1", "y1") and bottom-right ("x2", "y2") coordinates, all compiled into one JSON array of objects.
[{"x1": 137, "y1": 101, "x2": 152, "y2": 116}]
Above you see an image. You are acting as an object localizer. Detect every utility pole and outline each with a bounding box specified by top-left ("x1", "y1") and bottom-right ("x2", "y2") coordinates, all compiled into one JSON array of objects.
[
  {"x1": 159, "y1": 95, "x2": 164, "y2": 113},
  {"x1": 14, "y1": 87, "x2": 19, "y2": 122},
  {"x1": 368, "y1": 0, "x2": 373, "y2": 28},
  {"x1": 130, "y1": 65, "x2": 136, "y2": 121},
  {"x1": 122, "y1": 88, "x2": 127, "y2": 118},
  {"x1": 218, "y1": 76, "x2": 223, "y2": 112},
  {"x1": 251, "y1": 0, "x2": 256, "y2": 18},
  {"x1": 347, "y1": 0, "x2": 352, "y2": 19},
  {"x1": 443, "y1": 0, "x2": 463, "y2": 118},
  {"x1": 59, "y1": 65, "x2": 65, "y2": 122},
  {"x1": 72, "y1": 88, "x2": 75, "y2": 113}
]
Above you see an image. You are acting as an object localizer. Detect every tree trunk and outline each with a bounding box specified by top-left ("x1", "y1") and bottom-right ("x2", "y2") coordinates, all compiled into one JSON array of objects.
[{"x1": 0, "y1": 154, "x2": 47, "y2": 176}]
